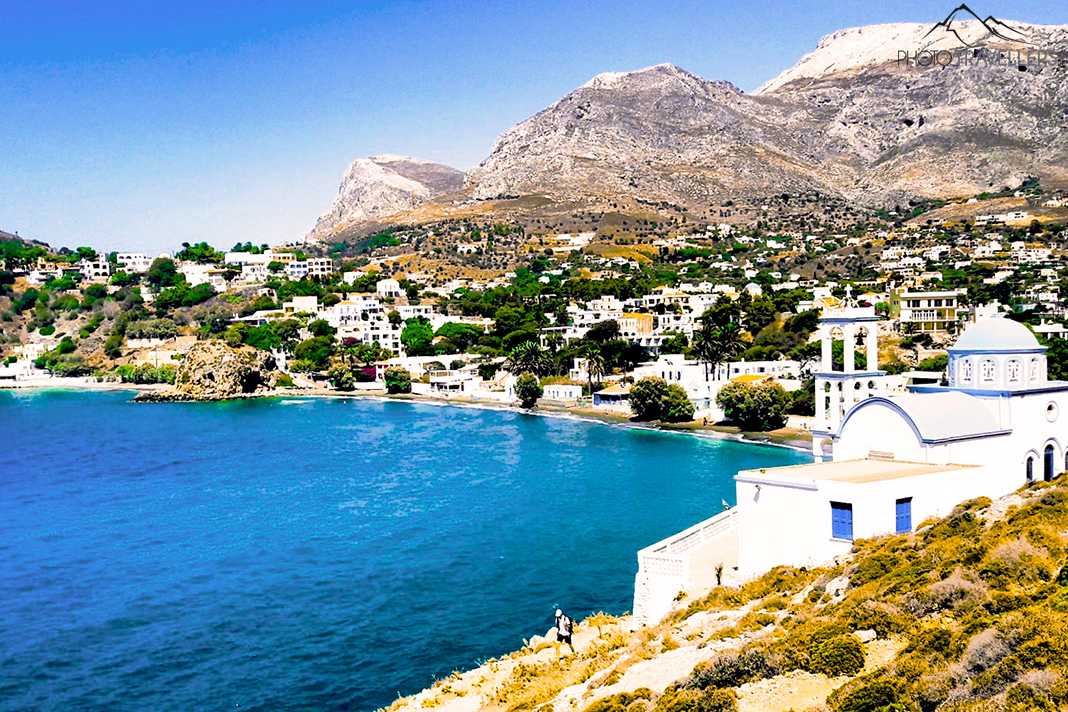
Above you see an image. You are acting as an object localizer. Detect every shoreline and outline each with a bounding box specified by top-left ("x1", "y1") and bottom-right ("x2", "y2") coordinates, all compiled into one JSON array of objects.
[{"x1": 3, "y1": 379, "x2": 813, "y2": 453}]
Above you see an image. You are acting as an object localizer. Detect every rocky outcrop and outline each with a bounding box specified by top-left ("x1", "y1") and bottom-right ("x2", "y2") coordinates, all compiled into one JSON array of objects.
[
  {"x1": 307, "y1": 155, "x2": 464, "y2": 241},
  {"x1": 464, "y1": 20, "x2": 1068, "y2": 207},
  {"x1": 135, "y1": 340, "x2": 278, "y2": 402}
]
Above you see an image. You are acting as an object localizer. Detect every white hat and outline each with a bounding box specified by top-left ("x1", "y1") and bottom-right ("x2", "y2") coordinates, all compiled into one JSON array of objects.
[{"x1": 555, "y1": 608, "x2": 562, "y2": 616}]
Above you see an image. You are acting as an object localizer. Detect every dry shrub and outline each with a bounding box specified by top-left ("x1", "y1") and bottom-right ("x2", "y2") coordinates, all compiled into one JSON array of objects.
[
  {"x1": 906, "y1": 568, "x2": 990, "y2": 616},
  {"x1": 960, "y1": 628, "x2": 1011, "y2": 675},
  {"x1": 583, "y1": 688, "x2": 653, "y2": 712},
  {"x1": 686, "y1": 649, "x2": 779, "y2": 689},
  {"x1": 979, "y1": 537, "x2": 1053, "y2": 586}
]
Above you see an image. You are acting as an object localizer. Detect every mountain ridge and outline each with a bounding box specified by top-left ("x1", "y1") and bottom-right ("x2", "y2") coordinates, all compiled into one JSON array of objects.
[{"x1": 309, "y1": 18, "x2": 1068, "y2": 241}]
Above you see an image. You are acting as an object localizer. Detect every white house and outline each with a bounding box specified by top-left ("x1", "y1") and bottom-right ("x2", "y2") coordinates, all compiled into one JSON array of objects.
[
  {"x1": 376, "y1": 278, "x2": 403, "y2": 298},
  {"x1": 78, "y1": 258, "x2": 111, "y2": 281},
  {"x1": 179, "y1": 263, "x2": 229, "y2": 291},
  {"x1": 115, "y1": 252, "x2": 152, "y2": 273},
  {"x1": 633, "y1": 313, "x2": 1068, "y2": 624},
  {"x1": 543, "y1": 384, "x2": 584, "y2": 403}
]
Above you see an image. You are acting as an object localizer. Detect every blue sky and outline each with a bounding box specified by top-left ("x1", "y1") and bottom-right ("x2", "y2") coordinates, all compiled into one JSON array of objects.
[{"x1": 1, "y1": 0, "x2": 1063, "y2": 252}]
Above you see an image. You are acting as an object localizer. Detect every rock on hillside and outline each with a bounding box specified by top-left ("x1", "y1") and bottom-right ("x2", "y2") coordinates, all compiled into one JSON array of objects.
[
  {"x1": 136, "y1": 340, "x2": 278, "y2": 402},
  {"x1": 465, "y1": 21, "x2": 1068, "y2": 207},
  {"x1": 307, "y1": 155, "x2": 464, "y2": 241}
]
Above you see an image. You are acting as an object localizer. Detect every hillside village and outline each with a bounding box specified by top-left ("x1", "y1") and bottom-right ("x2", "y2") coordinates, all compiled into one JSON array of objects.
[
  {"x1": 2, "y1": 183, "x2": 1068, "y2": 421},
  {"x1": 2, "y1": 181, "x2": 1068, "y2": 420}
]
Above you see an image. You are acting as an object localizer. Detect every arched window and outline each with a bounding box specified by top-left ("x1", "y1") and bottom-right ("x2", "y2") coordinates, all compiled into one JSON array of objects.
[
  {"x1": 960, "y1": 359, "x2": 973, "y2": 383},
  {"x1": 1045, "y1": 445, "x2": 1056, "y2": 482},
  {"x1": 980, "y1": 359, "x2": 996, "y2": 383},
  {"x1": 1007, "y1": 359, "x2": 1021, "y2": 383},
  {"x1": 1026, "y1": 456, "x2": 1035, "y2": 484},
  {"x1": 1030, "y1": 358, "x2": 1040, "y2": 382}
]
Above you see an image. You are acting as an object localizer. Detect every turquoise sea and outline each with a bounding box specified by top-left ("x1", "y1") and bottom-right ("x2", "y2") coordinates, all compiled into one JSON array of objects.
[{"x1": 0, "y1": 390, "x2": 806, "y2": 710}]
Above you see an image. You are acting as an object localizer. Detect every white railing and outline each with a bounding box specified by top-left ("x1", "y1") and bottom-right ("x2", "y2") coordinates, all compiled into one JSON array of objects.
[
  {"x1": 637, "y1": 507, "x2": 737, "y2": 575},
  {"x1": 634, "y1": 508, "x2": 739, "y2": 624}
]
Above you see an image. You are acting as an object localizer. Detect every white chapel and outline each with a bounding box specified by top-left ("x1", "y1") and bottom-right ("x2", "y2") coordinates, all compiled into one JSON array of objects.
[{"x1": 633, "y1": 307, "x2": 1068, "y2": 624}]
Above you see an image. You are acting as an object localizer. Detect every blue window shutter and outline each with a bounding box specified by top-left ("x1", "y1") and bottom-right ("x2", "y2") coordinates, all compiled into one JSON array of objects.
[
  {"x1": 895, "y1": 498, "x2": 912, "y2": 534},
  {"x1": 831, "y1": 502, "x2": 853, "y2": 540}
]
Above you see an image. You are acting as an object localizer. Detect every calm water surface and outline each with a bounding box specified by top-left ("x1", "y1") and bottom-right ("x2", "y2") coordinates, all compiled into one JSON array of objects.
[{"x1": 0, "y1": 390, "x2": 805, "y2": 710}]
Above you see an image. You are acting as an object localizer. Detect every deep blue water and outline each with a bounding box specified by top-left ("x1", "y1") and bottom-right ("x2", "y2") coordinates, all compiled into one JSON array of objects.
[{"x1": 0, "y1": 391, "x2": 805, "y2": 710}]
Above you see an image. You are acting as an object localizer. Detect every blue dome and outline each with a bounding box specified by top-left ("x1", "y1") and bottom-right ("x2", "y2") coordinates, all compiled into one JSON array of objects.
[{"x1": 952, "y1": 317, "x2": 1040, "y2": 351}]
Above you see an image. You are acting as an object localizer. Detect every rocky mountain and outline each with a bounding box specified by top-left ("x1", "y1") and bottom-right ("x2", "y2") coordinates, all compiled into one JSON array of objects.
[
  {"x1": 307, "y1": 155, "x2": 464, "y2": 240},
  {"x1": 465, "y1": 20, "x2": 1068, "y2": 207}
]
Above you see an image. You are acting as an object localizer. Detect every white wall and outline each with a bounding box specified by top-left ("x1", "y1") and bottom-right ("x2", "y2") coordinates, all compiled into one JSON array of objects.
[{"x1": 736, "y1": 464, "x2": 1001, "y2": 579}]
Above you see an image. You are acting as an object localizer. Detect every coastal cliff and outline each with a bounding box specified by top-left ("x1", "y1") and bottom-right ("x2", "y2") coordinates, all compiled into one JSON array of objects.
[
  {"x1": 135, "y1": 341, "x2": 278, "y2": 402},
  {"x1": 384, "y1": 481, "x2": 1068, "y2": 712}
]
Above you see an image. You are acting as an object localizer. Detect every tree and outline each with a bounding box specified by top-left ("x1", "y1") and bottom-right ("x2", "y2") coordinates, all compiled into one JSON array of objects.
[
  {"x1": 788, "y1": 378, "x2": 815, "y2": 416},
  {"x1": 583, "y1": 344, "x2": 607, "y2": 393},
  {"x1": 630, "y1": 377, "x2": 669, "y2": 420},
  {"x1": 662, "y1": 384, "x2": 695, "y2": 422},
  {"x1": 174, "y1": 241, "x2": 223, "y2": 263},
  {"x1": 146, "y1": 257, "x2": 180, "y2": 290},
  {"x1": 692, "y1": 305, "x2": 746, "y2": 380},
  {"x1": 400, "y1": 318, "x2": 435, "y2": 356},
  {"x1": 435, "y1": 322, "x2": 483, "y2": 352},
  {"x1": 328, "y1": 363, "x2": 355, "y2": 391},
  {"x1": 506, "y1": 340, "x2": 551, "y2": 376},
  {"x1": 384, "y1": 366, "x2": 411, "y2": 394},
  {"x1": 715, "y1": 380, "x2": 791, "y2": 431},
  {"x1": 308, "y1": 319, "x2": 336, "y2": 338},
  {"x1": 104, "y1": 332, "x2": 123, "y2": 359},
  {"x1": 514, "y1": 371, "x2": 543, "y2": 408},
  {"x1": 292, "y1": 335, "x2": 335, "y2": 371},
  {"x1": 1046, "y1": 337, "x2": 1068, "y2": 381},
  {"x1": 586, "y1": 319, "x2": 620, "y2": 342},
  {"x1": 629, "y1": 377, "x2": 696, "y2": 422},
  {"x1": 660, "y1": 331, "x2": 688, "y2": 354}
]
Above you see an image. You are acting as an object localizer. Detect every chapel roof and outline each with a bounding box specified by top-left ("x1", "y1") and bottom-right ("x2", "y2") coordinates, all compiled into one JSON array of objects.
[{"x1": 951, "y1": 317, "x2": 1042, "y2": 352}]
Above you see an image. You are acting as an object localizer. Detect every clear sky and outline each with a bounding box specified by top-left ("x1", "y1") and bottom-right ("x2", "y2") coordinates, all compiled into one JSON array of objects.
[{"x1": 1, "y1": 0, "x2": 1063, "y2": 253}]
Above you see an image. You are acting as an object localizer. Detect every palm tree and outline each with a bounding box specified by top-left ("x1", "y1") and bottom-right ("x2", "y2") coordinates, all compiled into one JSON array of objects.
[
  {"x1": 506, "y1": 340, "x2": 551, "y2": 376},
  {"x1": 583, "y1": 344, "x2": 607, "y2": 394},
  {"x1": 691, "y1": 316, "x2": 745, "y2": 381}
]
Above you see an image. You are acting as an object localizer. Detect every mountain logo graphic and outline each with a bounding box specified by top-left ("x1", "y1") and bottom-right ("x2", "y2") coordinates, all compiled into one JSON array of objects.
[{"x1": 922, "y1": 3, "x2": 1033, "y2": 48}]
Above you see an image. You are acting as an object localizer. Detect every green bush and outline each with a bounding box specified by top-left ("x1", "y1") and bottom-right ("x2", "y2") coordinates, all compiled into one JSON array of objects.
[
  {"x1": 810, "y1": 635, "x2": 865, "y2": 677},
  {"x1": 515, "y1": 371, "x2": 542, "y2": 408},
  {"x1": 328, "y1": 364, "x2": 355, "y2": 391},
  {"x1": 125, "y1": 318, "x2": 178, "y2": 340},
  {"x1": 39, "y1": 325, "x2": 55, "y2": 336},
  {"x1": 275, "y1": 373, "x2": 294, "y2": 388},
  {"x1": 384, "y1": 366, "x2": 411, "y2": 394},
  {"x1": 832, "y1": 680, "x2": 900, "y2": 712},
  {"x1": 653, "y1": 687, "x2": 736, "y2": 712},
  {"x1": 583, "y1": 688, "x2": 653, "y2": 712},
  {"x1": 112, "y1": 364, "x2": 176, "y2": 384},
  {"x1": 687, "y1": 650, "x2": 778, "y2": 689},
  {"x1": 104, "y1": 332, "x2": 124, "y2": 359}
]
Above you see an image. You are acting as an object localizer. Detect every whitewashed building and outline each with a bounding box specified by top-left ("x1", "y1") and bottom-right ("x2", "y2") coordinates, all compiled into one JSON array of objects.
[{"x1": 633, "y1": 314, "x2": 1068, "y2": 624}]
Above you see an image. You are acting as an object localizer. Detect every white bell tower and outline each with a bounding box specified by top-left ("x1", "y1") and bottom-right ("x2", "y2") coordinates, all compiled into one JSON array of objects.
[{"x1": 812, "y1": 289, "x2": 884, "y2": 462}]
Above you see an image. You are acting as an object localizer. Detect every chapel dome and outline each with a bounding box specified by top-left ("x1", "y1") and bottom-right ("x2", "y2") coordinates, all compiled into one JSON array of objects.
[{"x1": 951, "y1": 317, "x2": 1041, "y2": 351}]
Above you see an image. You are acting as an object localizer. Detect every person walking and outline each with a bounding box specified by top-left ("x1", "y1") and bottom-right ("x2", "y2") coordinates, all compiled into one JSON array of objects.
[{"x1": 554, "y1": 608, "x2": 574, "y2": 659}]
